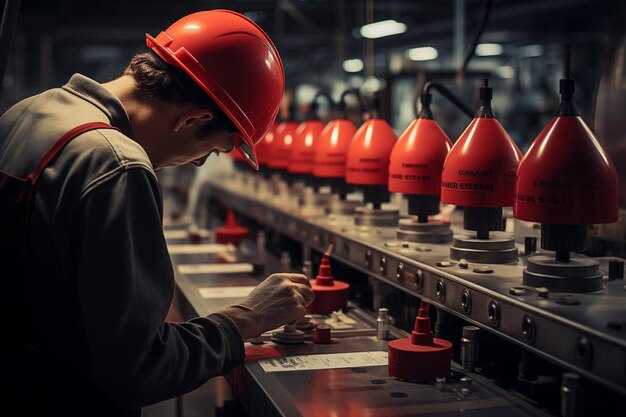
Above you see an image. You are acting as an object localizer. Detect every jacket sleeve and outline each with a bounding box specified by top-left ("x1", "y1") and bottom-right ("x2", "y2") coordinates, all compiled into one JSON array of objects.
[{"x1": 74, "y1": 166, "x2": 244, "y2": 409}]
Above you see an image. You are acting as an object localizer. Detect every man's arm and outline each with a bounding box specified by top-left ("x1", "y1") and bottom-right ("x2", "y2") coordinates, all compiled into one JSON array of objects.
[{"x1": 75, "y1": 167, "x2": 243, "y2": 409}]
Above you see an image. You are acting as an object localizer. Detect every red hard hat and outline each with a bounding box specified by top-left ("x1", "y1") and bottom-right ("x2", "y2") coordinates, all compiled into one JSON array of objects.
[
  {"x1": 146, "y1": 10, "x2": 285, "y2": 170},
  {"x1": 313, "y1": 119, "x2": 357, "y2": 178},
  {"x1": 287, "y1": 120, "x2": 325, "y2": 174}
]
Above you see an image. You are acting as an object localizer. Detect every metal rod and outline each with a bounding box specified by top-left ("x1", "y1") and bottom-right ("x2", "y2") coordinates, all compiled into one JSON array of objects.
[{"x1": 424, "y1": 81, "x2": 475, "y2": 119}]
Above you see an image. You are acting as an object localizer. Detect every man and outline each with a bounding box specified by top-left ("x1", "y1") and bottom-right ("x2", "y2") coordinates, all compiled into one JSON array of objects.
[{"x1": 0, "y1": 10, "x2": 313, "y2": 416}]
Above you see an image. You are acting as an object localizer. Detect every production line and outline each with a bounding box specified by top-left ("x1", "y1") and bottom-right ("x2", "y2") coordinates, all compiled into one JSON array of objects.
[{"x1": 166, "y1": 55, "x2": 625, "y2": 416}]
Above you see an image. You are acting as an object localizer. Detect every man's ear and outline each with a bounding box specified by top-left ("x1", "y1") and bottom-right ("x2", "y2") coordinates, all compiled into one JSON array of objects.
[{"x1": 173, "y1": 109, "x2": 214, "y2": 132}]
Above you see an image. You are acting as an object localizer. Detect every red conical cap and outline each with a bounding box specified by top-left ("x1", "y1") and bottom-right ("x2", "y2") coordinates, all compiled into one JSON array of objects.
[
  {"x1": 255, "y1": 122, "x2": 278, "y2": 167},
  {"x1": 515, "y1": 116, "x2": 618, "y2": 224},
  {"x1": 313, "y1": 119, "x2": 357, "y2": 178},
  {"x1": 346, "y1": 118, "x2": 398, "y2": 185},
  {"x1": 441, "y1": 117, "x2": 522, "y2": 207},
  {"x1": 287, "y1": 120, "x2": 324, "y2": 174},
  {"x1": 389, "y1": 118, "x2": 453, "y2": 195},
  {"x1": 267, "y1": 121, "x2": 298, "y2": 169}
]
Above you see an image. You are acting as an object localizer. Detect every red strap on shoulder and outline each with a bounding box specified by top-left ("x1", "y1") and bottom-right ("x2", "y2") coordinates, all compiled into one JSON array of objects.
[{"x1": 26, "y1": 122, "x2": 119, "y2": 185}]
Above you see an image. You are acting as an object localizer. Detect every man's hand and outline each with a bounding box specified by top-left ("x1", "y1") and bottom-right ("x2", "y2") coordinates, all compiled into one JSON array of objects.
[{"x1": 219, "y1": 273, "x2": 314, "y2": 340}]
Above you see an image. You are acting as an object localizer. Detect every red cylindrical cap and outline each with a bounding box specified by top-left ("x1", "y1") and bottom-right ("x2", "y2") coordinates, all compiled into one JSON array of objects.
[
  {"x1": 441, "y1": 117, "x2": 522, "y2": 207},
  {"x1": 387, "y1": 306, "x2": 452, "y2": 381},
  {"x1": 267, "y1": 121, "x2": 298, "y2": 169},
  {"x1": 287, "y1": 120, "x2": 325, "y2": 174},
  {"x1": 345, "y1": 119, "x2": 398, "y2": 185},
  {"x1": 313, "y1": 119, "x2": 357, "y2": 178},
  {"x1": 314, "y1": 325, "x2": 332, "y2": 344},
  {"x1": 215, "y1": 211, "x2": 249, "y2": 245},
  {"x1": 515, "y1": 116, "x2": 618, "y2": 224},
  {"x1": 389, "y1": 118, "x2": 453, "y2": 195}
]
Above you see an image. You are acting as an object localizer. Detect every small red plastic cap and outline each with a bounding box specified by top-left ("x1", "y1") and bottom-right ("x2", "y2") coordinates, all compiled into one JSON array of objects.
[
  {"x1": 515, "y1": 116, "x2": 618, "y2": 224},
  {"x1": 147, "y1": 10, "x2": 285, "y2": 170},
  {"x1": 267, "y1": 121, "x2": 298, "y2": 169},
  {"x1": 441, "y1": 118, "x2": 522, "y2": 206},
  {"x1": 287, "y1": 120, "x2": 325, "y2": 174},
  {"x1": 308, "y1": 253, "x2": 350, "y2": 314},
  {"x1": 313, "y1": 119, "x2": 357, "y2": 178},
  {"x1": 389, "y1": 118, "x2": 453, "y2": 194},
  {"x1": 346, "y1": 119, "x2": 398, "y2": 185},
  {"x1": 387, "y1": 306, "x2": 452, "y2": 381},
  {"x1": 215, "y1": 211, "x2": 249, "y2": 245},
  {"x1": 255, "y1": 122, "x2": 278, "y2": 167}
]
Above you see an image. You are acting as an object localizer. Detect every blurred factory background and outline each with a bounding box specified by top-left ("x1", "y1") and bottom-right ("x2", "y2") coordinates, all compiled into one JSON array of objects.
[
  {"x1": 0, "y1": 0, "x2": 616, "y2": 145},
  {"x1": 5, "y1": 0, "x2": 623, "y2": 229},
  {"x1": 2, "y1": 1, "x2": 625, "y2": 416}
]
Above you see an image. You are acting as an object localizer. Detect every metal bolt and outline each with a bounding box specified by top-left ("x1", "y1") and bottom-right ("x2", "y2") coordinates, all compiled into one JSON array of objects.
[
  {"x1": 414, "y1": 270, "x2": 424, "y2": 293},
  {"x1": 436, "y1": 279, "x2": 446, "y2": 303},
  {"x1": 522, "y1": 315, "x2": 536, "y2": 343},
  {"x1": 461, "y1": 289, "x2": 472, "y2": 314},
  {"x1": 379, "y1": 256, "x2": 387, "y2": 273},
  {"x1": 488, "y1": 300, "x2": 501, "y2": 328},
  {"x1": 396, "y1": 263, "x2": 405, "y2": 284}
]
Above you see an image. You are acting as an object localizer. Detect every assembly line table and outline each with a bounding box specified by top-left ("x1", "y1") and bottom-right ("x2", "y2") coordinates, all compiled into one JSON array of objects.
[{"x1": 164, "y1": 224, "x2": 551, "y2": 417}]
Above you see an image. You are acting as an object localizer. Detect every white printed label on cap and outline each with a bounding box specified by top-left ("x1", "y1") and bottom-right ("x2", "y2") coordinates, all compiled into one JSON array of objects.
[
  {"x1": 198, "y1": 286, "x2": 256, "y2": 299},
  {"x1": 168, "y1": 244, "x2": 229, "y2": 254},
  {"x1": 258, "y1": 351, "x2": 388, "y2": 372},
  {"x1": 178, "y1": 263, "x2": 253, "y2": 275}
]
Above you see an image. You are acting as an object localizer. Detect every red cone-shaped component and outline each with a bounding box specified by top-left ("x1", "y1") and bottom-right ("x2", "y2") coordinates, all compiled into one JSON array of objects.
[
  {"x1": 215, "y1": 211, "x2": 249, "y2": 246},
  {"x1": 313, "y1": 119, "x2": 357, "y2": 178},
  {"x1": 441, "y1": 117, "x2": 522, "y2": 207},
  {"x1": 515, "y1": 116, "x2": 618, "y2": 224},
  {"x1": 287, "y1": 120, "x2": 325, "y2": 174},
  {"x1": 388, "y1": 303, "x2": 452, "y2": 381},
  {"x1": 255, "y1": 122, "x2": 278, "y2": 167},
  {"x1": 307, "y1": 241, "x2": 349, "y2": 314},
  {"x1": 389, "y1": 118, "x2": 453, "y2": 195},
  {"x1": 267, "y1": 121, "x2": 298, "y2": 170},
  {"x1": 346, "y1": 119, "x2": 398, "y2": 185}
]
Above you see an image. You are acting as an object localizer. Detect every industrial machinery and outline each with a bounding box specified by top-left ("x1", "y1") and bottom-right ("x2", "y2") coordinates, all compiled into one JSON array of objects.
[
  {"x1": 345, "y1": 93, "x2": 399, "y2": 226},
  {"x1": 389, "y1": 82, "x2": 473, "y2": 244},
  {"x1": 441, "y1": 79, "x2": 522, "y2": 264},
  {"x1": 515, "y1": 50, "x2": 619, "y2": 292},
  {"x1": 171, "y1": 55, "x2": 625, "y2": 417},
  {"x1": 313, "y1": 88, "x2": 364, "y2": 215}
]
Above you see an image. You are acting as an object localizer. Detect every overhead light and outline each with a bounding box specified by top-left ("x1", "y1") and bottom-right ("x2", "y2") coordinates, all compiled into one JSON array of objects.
[
  {"x1": 517, "y1": 44, "x2": 543, "y2": 58},
  {"x1": 475, "y1": 43, "x2": 503, "y2": 56},
  {"x1": 406, "y1": 46, "x2": 438, "y2": 61},
  {"x1": 496, "y1": 65, "x2": 515, "y2": 79},
  {"x1": 343, "y1": 58, "x2": 364, "y2": 73},
  {"x1": 360, "y1": 19, "x2": 407, "y2": 39}
]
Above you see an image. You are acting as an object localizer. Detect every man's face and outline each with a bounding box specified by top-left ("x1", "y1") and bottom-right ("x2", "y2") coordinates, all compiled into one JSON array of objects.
[
  {"x1": 188, "y1": 125, "x2": 235, "y2": 167},
  {"x1": 155, "y1": 111, "x2": 236, "y2": 170}
]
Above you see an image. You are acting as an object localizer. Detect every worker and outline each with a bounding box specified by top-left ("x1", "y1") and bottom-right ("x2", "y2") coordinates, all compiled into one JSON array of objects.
[{"x1": 0, "y1": 10, "x2": 314, "y2": 416}]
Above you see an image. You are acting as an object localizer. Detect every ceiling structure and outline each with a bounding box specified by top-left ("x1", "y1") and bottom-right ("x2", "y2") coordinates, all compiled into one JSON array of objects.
[{"x1": 14, "y1": 0, "x2": 614, "y2": 83}]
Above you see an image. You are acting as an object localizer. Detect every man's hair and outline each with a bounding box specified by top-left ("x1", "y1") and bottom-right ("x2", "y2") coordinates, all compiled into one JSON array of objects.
[{"x1": 124, "y1": 52, "x2": 235, "y2": 131}]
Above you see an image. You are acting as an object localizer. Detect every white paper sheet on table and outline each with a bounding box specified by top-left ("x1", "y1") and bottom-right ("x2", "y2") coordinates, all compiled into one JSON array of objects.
[
  {"x1": 178, "y1": 263, "x2": 253, "y2": 275},
  {"x1": 163, "y1": 229, "x2": 210, "y2": 239},
  {"x1": 258, "y1": 351, "x2": 388, "y2": 372},
  {"x1": 168, "y1": 244, "x2": 229, "y2": 254},
  {"x1": 198, "y1": 286, "x2": 256, "y2": 299}
]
